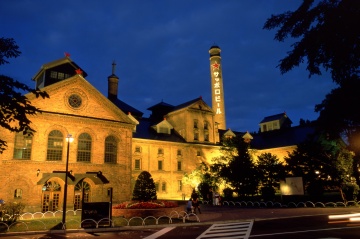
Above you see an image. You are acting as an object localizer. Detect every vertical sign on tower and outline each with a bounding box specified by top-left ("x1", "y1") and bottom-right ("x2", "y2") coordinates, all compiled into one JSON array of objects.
[{"x1": 209, "y1": 45, "x2": 226, "y2": 130}]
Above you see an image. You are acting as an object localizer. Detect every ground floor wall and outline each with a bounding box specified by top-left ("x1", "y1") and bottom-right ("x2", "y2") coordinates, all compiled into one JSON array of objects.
[{"x1": 0, "y1": 161, "x2": 132, "y2": 212}]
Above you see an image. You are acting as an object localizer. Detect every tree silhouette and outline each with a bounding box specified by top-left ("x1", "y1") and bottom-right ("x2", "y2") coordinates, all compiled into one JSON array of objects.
[
  {"x1": 132, "y1": 171, "x2": 157, "y2": 201},
  {"x1": 0, "y1": 37, "x2": 48, "y2": 153}
]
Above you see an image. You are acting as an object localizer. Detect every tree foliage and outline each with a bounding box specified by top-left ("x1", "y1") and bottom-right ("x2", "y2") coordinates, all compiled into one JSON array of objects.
[
  {"x1": 211, "y1": 136, "x2": 259, "y2": 197},
  {"x1": 263, "y1": 0, "x2": 360, "y2": 85},
  {"x1": 0, "y1": 37, "x2": 49, "y2": 153},
  {"x1": 284, "y1": 134, "x2": 354, "y2": 199},
  {"x1": 132, "y1": 171, "x2": 157, "y2": 201},
  {"x1": 264, "y1": 1, "x2": 360, "y2": 183},
  {"x1": 256, "y1": 153, "x2": 285, "y2": 188}
]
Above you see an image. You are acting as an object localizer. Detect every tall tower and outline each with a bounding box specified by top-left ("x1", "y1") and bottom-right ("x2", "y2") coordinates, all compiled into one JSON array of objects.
[{"x1": 209, "y1": 45, "x2": 226, "y2": 130}]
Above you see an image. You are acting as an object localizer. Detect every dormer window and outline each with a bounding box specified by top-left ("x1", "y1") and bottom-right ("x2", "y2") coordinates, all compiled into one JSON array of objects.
[{"x1": 153, "y1": 119, "x2": 173, "y2": 135}]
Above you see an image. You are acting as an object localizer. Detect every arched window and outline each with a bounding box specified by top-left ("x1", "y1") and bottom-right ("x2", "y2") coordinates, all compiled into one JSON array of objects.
[
  {"x1": 47, "y1": 130, "x2": 63, "y2": 161},
  {"x1": 13, "y1": 132, "x2": 32, "y2": 159},
  {"x1": 74, "y1": 180, "x2": 91, "y2": 210},
  {"x1": 104, "y1": 136, "x2": 117, "y2": 163},
  {"x1": 77, "y1": 133, "x2": 92, "y2": 162}
]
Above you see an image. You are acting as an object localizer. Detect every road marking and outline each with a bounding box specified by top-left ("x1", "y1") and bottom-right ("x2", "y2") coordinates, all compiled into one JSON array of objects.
[
  {"x1": 249, "y1": 225, "x2": 360, "y2": 237},
  {"x1": 197, "y1": 220, "x2": 254, "y2": 239},
  {"x1": 144, "y1": 227, "x2": 176, "y2": 239}
]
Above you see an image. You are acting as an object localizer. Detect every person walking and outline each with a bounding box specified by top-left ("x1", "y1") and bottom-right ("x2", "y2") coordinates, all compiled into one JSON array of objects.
[
  {"x1": 186, "y1": 198, "x2": 193, "y2": 213},
  {"x1": 192, "y1": 197, "x2": 201, "y2": 214}
]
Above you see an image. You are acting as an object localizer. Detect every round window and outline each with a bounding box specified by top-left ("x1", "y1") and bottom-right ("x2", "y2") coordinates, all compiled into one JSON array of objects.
[{"x1": 68, "y1": 94, "x2": 82, "y2": 108}]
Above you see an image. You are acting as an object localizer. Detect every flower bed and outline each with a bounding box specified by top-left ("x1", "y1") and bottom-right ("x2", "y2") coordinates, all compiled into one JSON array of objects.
[{"x1": 112, "y1": 201, "x2": 184, "y2": 218}]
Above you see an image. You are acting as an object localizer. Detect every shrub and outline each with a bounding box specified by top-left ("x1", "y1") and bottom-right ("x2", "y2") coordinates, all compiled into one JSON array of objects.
[
  {"x1": 261, "y1": 186, "x2": 275, "y2": 201},
  {"x1": 132, "y1": 171, "x2": 157, "y2": 201},
  {"x1": 113, "y1": 201, "x2": 178, "y2": 209},
  {"x1": 342, "y1": 183, "x2": 359, "y2": 201},
  {"x1": 223, "y1": 188, "x2": 233, "y2": 201},
  {"x1": 0, "y1": 201, "x2": 25, "y2": 223},
  {"x1": 306, "y1": 180, "x2": 324, "y2": 200}
]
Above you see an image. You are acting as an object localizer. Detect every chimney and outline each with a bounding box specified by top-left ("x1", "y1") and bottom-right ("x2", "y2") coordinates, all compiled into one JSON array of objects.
[{"x1": 108, "y1": 61, "x2": 119, "y2": 101}]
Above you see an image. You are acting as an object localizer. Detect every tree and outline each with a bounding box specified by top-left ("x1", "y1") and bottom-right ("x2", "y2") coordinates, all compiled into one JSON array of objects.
[
  {"x1": 211, "y1": 136, "x2": 259, "y2": 197},
  {"x1": 0, "y1": 37, "x2": 49, "y2": 153},
  {"x1": 284, "y1": 134, "x2": 355, "y2": 201},
  {"x1": 256, "y1": 153, "x2": 285, "y2": 188},
  {"x1": 264, "y1": 0, "x2": 360, "y2": 185},
  {"x1": 263, "y1": 0, "x2": 360, "y2": 85},
  {"x1": 132, "y1": 171, "x2": 157, "y2": 201}
]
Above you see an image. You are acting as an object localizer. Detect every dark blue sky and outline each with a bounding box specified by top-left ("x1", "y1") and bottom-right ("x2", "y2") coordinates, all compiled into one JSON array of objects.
[{"x1": 1, "y1": 0, "x2": 336, "y2": 133}]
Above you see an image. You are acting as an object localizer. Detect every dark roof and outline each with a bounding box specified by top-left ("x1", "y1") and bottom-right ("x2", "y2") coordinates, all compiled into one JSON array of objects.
[
  {"x1": 250, "y1": 125, "x2": 315, "y2": 149},
  {"x1": 209, "y1": 45, "x2": 220, "y2": 50},
  {"x1": 260, "y1": 113, "x2": 292, "y2": 124},
  {"x1": 172, "y1": 97, "x2": 203, "y2": 111},
  {"x1": 111, "y1": 98, "x2": 143, "y2": 118},
  {"x1": 147, "y1": 101, "x2": 174, "y2": 111},
  {"x1": 133, "y1": 118, "x2": 186, "y2": 142}
]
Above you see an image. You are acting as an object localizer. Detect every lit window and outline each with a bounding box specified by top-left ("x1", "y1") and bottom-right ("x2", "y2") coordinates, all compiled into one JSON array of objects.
[
  {"x1": 14, "y1": 188, "x2": 22, "y2": 198},
  {"x1": 177, "y1": 161, "x2": 182, "y2": 171},
  {"x1": 194, "y1": 120, "x2": 198, "y2": 129},
  {"x1": 178, "y1": 180, "x2": 182, "y2": 191},
  {"x1": 77, "y1": 133, "x2": 92, "y2": 162},
  {"x1": 105, "y1": 136, "x2": 117, "y2": 163},
  {"x1": 58, "y1": 72, "x2": 65, "y2": 79},
  {"x1": 13, "y1": 132, "x2": 32, "y2": 160},
  {"x1": 50, "y1": 71, "x2": 57, "y2": 78},
  {"x1": 204, "y1": 132, "x2": 209, "y2": 141},
  {"x1": 135, "y1": 146, "x2": 141, "y2": 153},
  {"x1": 204, "y1": 121, "x2": 209, "y2": 130},
  {"x1": 46, "y1": 130, "x2": 63, "y2": 161},
  {"x1": 158, "y1": 160, "x2": 163, "y2": 170},
  {"x1": 135, "y1": 159, "x2": 141, "y2": 170}
]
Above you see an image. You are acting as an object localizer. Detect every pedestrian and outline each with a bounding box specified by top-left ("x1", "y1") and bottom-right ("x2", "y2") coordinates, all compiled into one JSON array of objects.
[
  {"x1": 192, "y1": 197, "x2": 201, "y2": 214},
  {"x1": 214, "y1": 192, "x2": 220, "y2": 206},
  {"x1": 186, "y1": 198, "x2": 193, "y2": 213}
]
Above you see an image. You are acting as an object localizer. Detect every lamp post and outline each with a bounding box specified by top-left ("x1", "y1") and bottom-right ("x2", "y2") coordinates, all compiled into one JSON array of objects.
[{"x1": 62, "y1": 134, "x2": 73, "y2": 229}]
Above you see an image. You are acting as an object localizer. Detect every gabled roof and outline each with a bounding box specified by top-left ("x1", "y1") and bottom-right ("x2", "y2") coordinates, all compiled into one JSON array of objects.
[
  {"x1": 172, "y1": 97, "x2": 203, "y2": 111},
  {"x1": 260, "y1": 113, "x2": 292, "y2": 124},
  {"x1": 32, "y1": 56, "x2": 88, "y2": 80}
]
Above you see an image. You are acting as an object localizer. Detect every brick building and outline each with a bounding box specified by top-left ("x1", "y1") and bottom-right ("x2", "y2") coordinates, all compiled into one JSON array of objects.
[{"x1": 0, "y1": 45, "x2": 313, "y2": 212}]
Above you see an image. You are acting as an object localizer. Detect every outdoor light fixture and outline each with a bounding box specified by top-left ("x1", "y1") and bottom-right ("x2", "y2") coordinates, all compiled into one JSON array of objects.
[
  {"x1": 62, "y1": 134, "x2": 73, "y2": 229},
  {"x1": 37, "y1": 169, "x2": 40, "y2": 177}
]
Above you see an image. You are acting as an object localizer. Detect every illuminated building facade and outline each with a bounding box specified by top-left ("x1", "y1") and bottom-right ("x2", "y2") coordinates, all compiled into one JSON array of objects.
[{"x1": 0, "y1": 45, "x2": 312, "y2": 212}]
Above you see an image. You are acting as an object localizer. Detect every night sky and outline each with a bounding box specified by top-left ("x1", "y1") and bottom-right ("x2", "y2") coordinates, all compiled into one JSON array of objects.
[{"x1": 0, "y1": 0, "x2": 336, "y2": 133}]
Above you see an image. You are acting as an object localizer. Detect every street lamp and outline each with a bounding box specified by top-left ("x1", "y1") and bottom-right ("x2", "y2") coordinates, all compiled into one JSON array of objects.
[{"x1": 62, "y1": 134, "x2": 73, "y2": 229}]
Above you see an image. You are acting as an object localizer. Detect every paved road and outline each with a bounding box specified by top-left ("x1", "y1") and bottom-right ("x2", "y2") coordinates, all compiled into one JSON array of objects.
[{"x1": 2, "y1": 205, "x2": 360, "y2": 238}]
